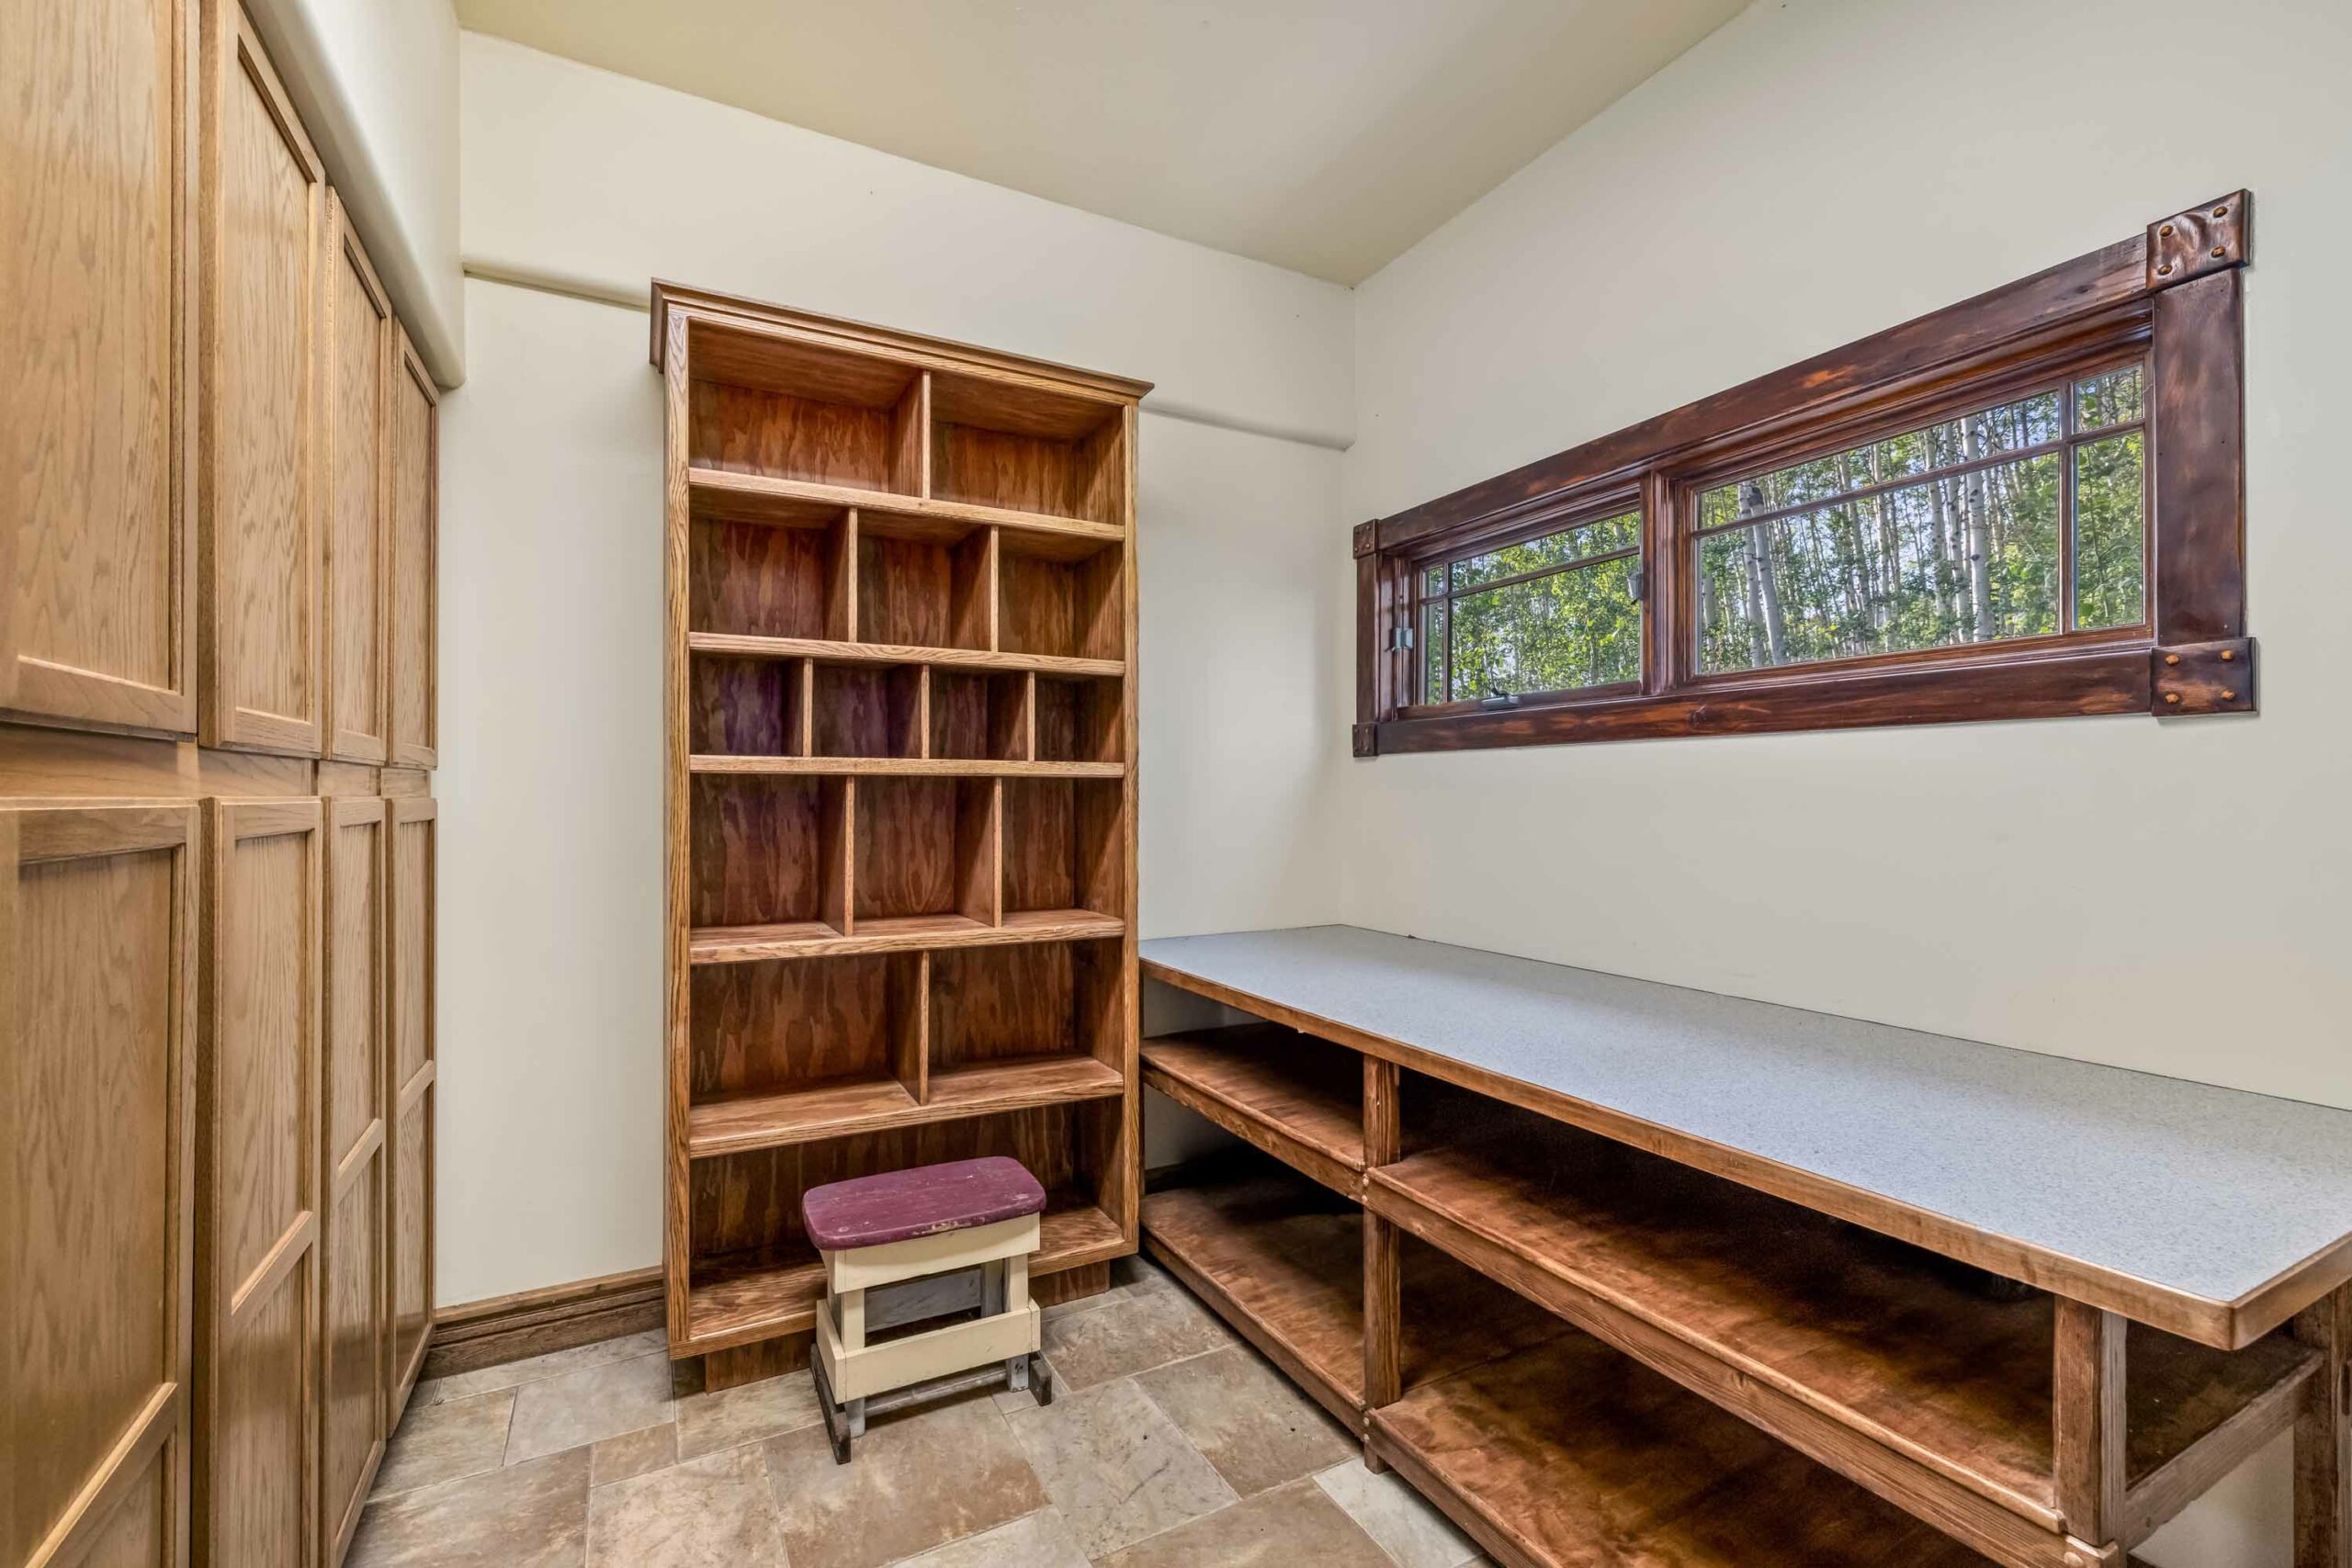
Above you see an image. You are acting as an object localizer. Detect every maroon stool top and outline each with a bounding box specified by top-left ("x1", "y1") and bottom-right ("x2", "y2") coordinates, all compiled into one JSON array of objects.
[{"x1": 802, "y1": 1156, "x2": 1047, "y2": 1252}]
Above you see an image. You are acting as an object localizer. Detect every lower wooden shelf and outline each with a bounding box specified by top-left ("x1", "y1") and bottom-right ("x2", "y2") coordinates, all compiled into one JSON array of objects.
[
  {"x1": 1141, "y1": 1024, "x2": 1367, "y2": 1194},
  {"x1": 1368, "y1": 1118, "x2": 2319, "y2": 1547},
  {"x1": 1138, "y1": 1155, "x2": 1564, "y2": 1432},
  {"x1": 686, "y1": 1196, "x2": 1125, "y2": 1354},
  {"x1": 688, "y1": 1054, "x2": 1125, "y2": 1157},
  {"x1": 1371, "y1": 1331, "x2": 2008, "y2": 1568}
]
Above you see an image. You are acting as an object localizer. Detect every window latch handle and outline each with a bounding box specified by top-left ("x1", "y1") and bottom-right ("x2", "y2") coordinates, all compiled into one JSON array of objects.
[
  {"x1": 1480, "y1": 687, "x2": 1520, "y2": 711},
  {"x1": 1629, "y1": 567, "x2": 1647, "y2": 603},
  {"x1": 1385, "y1": 627, "x2": 1415, "y2": 652}
]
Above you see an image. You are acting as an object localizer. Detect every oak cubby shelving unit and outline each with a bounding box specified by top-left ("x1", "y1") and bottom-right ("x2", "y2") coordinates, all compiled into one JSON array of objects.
[
  {"x1": 655, "y1": 284, "x2": 1150, "y2": 1374},
  {"x1": 1140, "y1": 926, "x2": 2352, "y2": 1568}
]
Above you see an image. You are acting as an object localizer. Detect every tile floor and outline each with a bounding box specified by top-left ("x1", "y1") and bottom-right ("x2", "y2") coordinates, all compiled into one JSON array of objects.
[{"x1": 351, "y1": 1257, "x2": 1496, "y2": 1567}]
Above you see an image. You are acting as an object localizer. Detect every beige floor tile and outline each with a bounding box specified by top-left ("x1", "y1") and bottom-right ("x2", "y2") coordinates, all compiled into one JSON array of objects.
[
  {"x1": 1315, "y1": 1458, "x2": 1485, "y2": 1568},
  {"x1": 506, "y1": 1350, "x2": 678, "y2": 1464},
  {"x1": 372, "y1": 1387, "x2": 517, "y2": 1497},
  {"x1": 421, "y1": 1330, "x2": 668, "y2": 1406},
  {"x1": 589, "y1": 1423, "x2": 677, "y2": 1487},
  {"x1": 1035, "y1": 1281, "x2": 1231, "y2": 1391},
  {"x1": 587, "y1": 1444, "x2": 787, "y2": 1566},
  {"x1": 887, "y1": 1506, "x2": 1089, "y2": 1568},
  {"x1": 1096, "y1": 1476, "x2": 1395, "y2": 1568},
  {"x1": 1134, "y1": 1345, "x2": 1354, "y2": 1495},
  {"x1": 765, "y1": 1393, "x2": 1046, "y2": 1568},
  {"x1": 675, "y1": 1366, "x2": 824, "y2": 1460},
  {"x1": 1002, "y1": 1378, "x2": 1236, "y2": 1559},
  {"x1": 347, "y1": 1448, "x2": 591, "y2": 1568}
]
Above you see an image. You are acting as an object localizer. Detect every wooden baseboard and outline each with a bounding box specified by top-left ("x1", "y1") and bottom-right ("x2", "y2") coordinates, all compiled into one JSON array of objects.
[{"x1": 421, "y1": 1265, "x2": 666, "y2": 1382}]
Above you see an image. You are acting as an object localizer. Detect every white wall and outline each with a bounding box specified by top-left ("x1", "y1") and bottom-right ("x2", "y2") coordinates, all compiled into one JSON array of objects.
[
  {"x1": 435, "y1": 39, "x2": 1354, "y2": 1307},
  {"x1": 1340, "y1": 0, "x2": 2352, "y2": 1560},
  {"x1": 458, "y1": 32, "x2": 1352, "y2": 448},
  {"x1": 248, "y1": 0, "x2": 464, "y2": 382}
]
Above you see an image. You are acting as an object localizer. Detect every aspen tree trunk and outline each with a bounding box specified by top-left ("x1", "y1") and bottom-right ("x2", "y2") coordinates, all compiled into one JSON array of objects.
[{"x1": 1962, "y1": 423, "x2": 1996, "y2": 640}]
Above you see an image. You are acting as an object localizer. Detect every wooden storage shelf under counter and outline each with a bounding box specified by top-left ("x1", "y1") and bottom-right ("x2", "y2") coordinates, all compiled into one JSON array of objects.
[
  {"x1": 1367, "y1": 1109, "x2": 2319, "y2": 1557},
  {"x1": 1371, "y1": 1331, "x2": 2025, "y2": 1568},
  {"x1": 1142, "y1": 1024, "x2": 1370, "y2": 1195},
  {"x1": 1140, "y1": 1153, "x2": 1566, "y2": 1434}
]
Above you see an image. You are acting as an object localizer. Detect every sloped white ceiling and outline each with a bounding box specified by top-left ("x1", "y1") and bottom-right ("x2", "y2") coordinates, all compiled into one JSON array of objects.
[{"x1": 454, "y1": 0, "x2": 1745, "y2": 284}]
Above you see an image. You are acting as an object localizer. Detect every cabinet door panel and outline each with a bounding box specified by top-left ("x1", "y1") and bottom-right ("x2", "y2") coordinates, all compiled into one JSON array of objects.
[
  {"x1": 387, "y1": 333, "x2": 437, "y2": 770},
  {"x1": 322, "y1": 198, "x2": 390, "y2": 764},
  {"x1": 320, "y1": 796, "x2": 385, "y2": 1555},
  {"x1": 199, "y1": 3, "x2": 322, "y2": 757},
  {"x1": 2, "y1": 803, "x2": 198, "y2": 1568},
  {"x1": 386, "y1": 795, "x2": 435, "y2": 1413},
  {"x1": 1, "y1": 0, "x2": 198, "y2": 735},
  {"x1": 199, "y1": 797, "x2": 320, "y2": 1567}
]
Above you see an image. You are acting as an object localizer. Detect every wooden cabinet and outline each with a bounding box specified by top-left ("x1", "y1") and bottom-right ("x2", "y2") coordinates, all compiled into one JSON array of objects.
[
  {"x1": 386, "y1": 793, "x2": 435, "y2": 1413},
  {"x1": 197, "y1": 798, "x2": 322, "y2": 1567},
  {"x1": 319, "y1": 797, "x2": 386, "y2": 1559},
  {"x1": 4, "y1": 5, "x2": 439, "y2": 1562},
  {"x1": 387, "y1": 337, "x2": 436, "y2": 770},
  {"x1": 1, "y1": 0, "x2": 199, "y2": 737},
  {"x1": 2, "y1": 803, "x2": 198, "y2": 1568},
  {"x1": 198, "y1": 1, "x2": 324, "y2": 758},
  {"x1": 322, "y1": 199, "x2": 390, "y2": 766}
]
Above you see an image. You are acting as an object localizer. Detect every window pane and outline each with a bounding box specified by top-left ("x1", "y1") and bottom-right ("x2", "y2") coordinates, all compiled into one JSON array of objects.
[
  {"x1": 1451, "y1": 510, "x2": 1640, "y2": 591},
  {"x1": 2075, "y1": 431, "x2": 2146, "y2": 629},
  {"x1": 2074, "y1": 364, "x2": 2145, "y2": 432},
  {"x1": 1697, "y1": 452, "x2": 2061, "y2": 672},
  {"x1": 1450, "y1": 556, "x2": 1639, "y2": 697},
  {"x1": 1699, "y1": 390, "x2": 2062, "y2": 528}
]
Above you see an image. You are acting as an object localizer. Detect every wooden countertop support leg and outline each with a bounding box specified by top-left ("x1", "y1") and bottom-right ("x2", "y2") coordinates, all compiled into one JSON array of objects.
[
  {"x1": 1363, "y1": 1058, "x2": 1403, "y2": 1472},
  {"x1": 2054, "y1": 1299, "x2": 2129, "y2": 1549},
  {"x1": 2298, "y1": 1282, "x2": 2352, "y2": 1568}
]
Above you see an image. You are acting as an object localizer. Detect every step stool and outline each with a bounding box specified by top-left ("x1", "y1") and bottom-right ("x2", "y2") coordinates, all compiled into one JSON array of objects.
[{"x1": 803, "y1": 1155, "x2": 1055, "y2": 1463}]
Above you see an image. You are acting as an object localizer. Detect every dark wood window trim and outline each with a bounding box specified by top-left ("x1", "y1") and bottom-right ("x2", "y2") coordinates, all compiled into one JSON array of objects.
[{"x1": 1351, "y1": 191, "x2": 2254, "y2": 759}]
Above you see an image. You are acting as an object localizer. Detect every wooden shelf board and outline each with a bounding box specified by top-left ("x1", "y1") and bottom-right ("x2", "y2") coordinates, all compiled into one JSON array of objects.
[
  {"x1": 1141, "y1": 1024, "x2": 1366, "y2": 1196},
  {"x1": 685, "y1": 1196, "x2": 1124, "y2": 1355},
  {"x1": 1139, "y1": 1157, "x2": 1565, "y2": 1434},
  {"x1": 926, "y1": 1054, "x2": 1127, "y2": 1115},
  {"x1": 688, "y1": 1055, "x2": 1124, "y2": 1159},
  {"x1": 688, "y1": 632, "x2": 1124, "y2": 680},
  {"x1": 1369, "y1": 1332, "x2": 2007, "y2": 1568},
  {"x1": 689, "y1": 466, "x2": 1124, "y2": 555},
  {"x1": 1370, "y1": 1132, "x2": 2322, "y2": 1533},
  {"x1": 690, "y1": 755, "x2": 1124, "y2": 779},
  {"x1": 690, "y1": 909, "x2": 1123, "y2": 964}
]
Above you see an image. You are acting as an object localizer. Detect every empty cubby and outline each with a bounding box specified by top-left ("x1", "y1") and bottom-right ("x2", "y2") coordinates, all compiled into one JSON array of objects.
[
  {"x1": 852, "y1": 776, "x2": 998, "y2": 925},
  {"x1": 688, "y1": 774, "x2": 848, "y2": 931},
  {"x1": 689, "y1": 952, "x2": 922, "y2": 1103},
  {"x1": 689, "y1": 507, "x2": 853, "y2": 640},
  {"x1": 930, "y1": 671, "x2": 1032, "y2": 761},
  {"x1": 999, "y1": 536, "x2": 1123, "y2": 660},
  {"x1": 855, "y1": 515, "x2": 992, "y2": 650},
  {"x1": 930, "y1": 939, "x2": 1125, "y2": 1072},
  {"x1": 811, "y1": 663, "x2": 924, "y2": 758},
  {"x1": 929, "y1": 370, "x2": 1125, "y2": 523},
  {"x1": 690, "y1": 656, "x2": 806, "y2": 757},
  {"x1": 1001, "y1": 778, "x2": 1125, "y2": 918},
  {"x1": 1035, "y1": 676, "x2": 1123, "y2": 763},
  {"x1": 686, "y1": 318, "x2": 923, "y2": 494}
]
